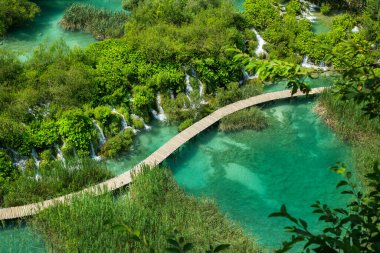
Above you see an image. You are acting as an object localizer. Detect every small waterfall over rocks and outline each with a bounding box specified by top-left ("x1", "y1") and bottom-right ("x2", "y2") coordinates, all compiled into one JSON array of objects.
[
  {"x1": 169, "y1": 90, "x2": 175, "y2": 100},
  {"x1": 185, "y1": 74, "x2": 193, "y2": 102},
  {"x1": 351, "y1": 26, "x2": 359, "y2": 33},
  {"x1": 111, "y1": 108, "x2": 128, "y2": 130},
  {"x1": 301, "y1": 55, "x2": 328, "y2": 71},
  {"x1": 300, "y1": 0, "x2": 318, "y2": 22},
  {"x1": 251, "y1": 28, "x2": 267, "y2": 57},
  {"x1": 90, "y1": 141, "x2": 102, "y2": 161},
  {"x1": 55, "y1": 144, "x2": 66, "y2": 166},
  {"x1": 93, "y1": 120, "x2": 106, "y2": 146},
  {"x1": 151, "y1": 93, "x2": 167, "y2": 121},
  {"x1": 132, "y1": 114, "x2": 151, "y2": 130},
  {"x1": 9, "y1": 149, "x2": 27, "y2": 171},
  {"x1": 31, "y1": 148, "x2": 41, "y2": 181}
]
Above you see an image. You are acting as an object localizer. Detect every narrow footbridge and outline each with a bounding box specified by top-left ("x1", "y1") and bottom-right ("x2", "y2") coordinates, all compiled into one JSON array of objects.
[{"x1": 0, "y1": 87, "x2": 325, "y2": 220}]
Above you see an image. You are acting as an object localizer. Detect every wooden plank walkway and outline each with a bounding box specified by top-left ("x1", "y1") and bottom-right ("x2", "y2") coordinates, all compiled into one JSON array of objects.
[{"x1": 0, "y1": 87, "x2": 325, "y2": 220}]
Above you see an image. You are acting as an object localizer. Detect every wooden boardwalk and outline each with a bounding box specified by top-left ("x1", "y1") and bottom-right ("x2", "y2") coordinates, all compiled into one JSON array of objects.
[{"x1": 0, "y1": 87, "x2": 325, "y2": 220}]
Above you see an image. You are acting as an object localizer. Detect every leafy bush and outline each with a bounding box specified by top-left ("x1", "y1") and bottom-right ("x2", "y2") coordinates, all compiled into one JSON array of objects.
[
  {"x1": 320, "y1": 3, "x2": 331, "y2": 15},
  {"x1": 178, "y1": 118, "x2": 193, "y2": 132},
  {"x1": 100, "y1": 129, "x2": 135, "y2": 158},
  {"x1": 131, "y1": 116, "x2": 144, "y2": 130},
  {"x1": 219, "y1": 107, "x2": 268, "y2": 132},
  {"x1": 32, "y1": 167, "x2": 260, "y2": 252}
]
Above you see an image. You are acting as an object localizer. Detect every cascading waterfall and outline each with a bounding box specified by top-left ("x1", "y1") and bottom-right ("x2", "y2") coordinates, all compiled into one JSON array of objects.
[
  {"x1": 251, "y1": 28, "x2": 267, "y2": 57},
  {"x1": 185, "y1": 74, "x2": 193, "y2": 102},
  {"x1": 111, "y1": 108, "x2": 128, "y2": 130},
  {"x1": 31, "y1": 148, "x2": 41, "y2": 181},
  {"x1": 351, "y1": 26, "x2": 359, "y2": 33},
  {"x1": 55, "y1": 144, "x2": 66, "y2": 166},
  {"x1": 169, "y1": 90, "x2": 175, "y2": 100},
  {"x1": 90, "y1": 141, "x2": 102, "y2": 161},
  {"x1": 299, "y1": 0, "x2": 318, "y2": 22},
  {"x1": 93, "y1": 120, "x2": 106, "y2": 146},
  {"x1": 151, "y1": 93, "x2": 167, "y2": 121},
  {"x1": 301, "y1": 55, "x2": 328, "y2": 71},
  {"x1": 9, "y1": 149, "x2": 27, "y2": 171},
  {"x1": 132, "y1": 114, "x2": 151, "y2": 130}
]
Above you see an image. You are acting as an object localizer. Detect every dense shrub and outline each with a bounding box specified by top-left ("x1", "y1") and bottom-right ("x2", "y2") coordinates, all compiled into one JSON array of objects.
[
  {"x1": 320, "y1": 3, "x2": 331, "y2": 15},
  {"x1": 178, "y1": 118, "x2": 193, "y2": 132},
  {"x1": 100, "y1": 129, "x2": 134, "y2": 158}
]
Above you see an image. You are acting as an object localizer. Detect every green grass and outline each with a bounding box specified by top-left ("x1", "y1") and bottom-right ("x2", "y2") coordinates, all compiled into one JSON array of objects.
[
  {"x1": 31, "y1": 166, "x2": 260, "y2": 252},
  {"x1": 316, "y1": 90, "x2": 380, "y2": 185},
  {"x1": 219, "y1": 107, "x2": 268, "y2": 132}
]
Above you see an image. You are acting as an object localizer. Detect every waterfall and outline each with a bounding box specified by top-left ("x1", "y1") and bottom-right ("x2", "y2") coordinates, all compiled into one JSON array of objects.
[
  {"x1": 132, "y1": 114, "x2": 151, "y2": 130},
  {"x1": 90, "y1": 142, "x2": 102, "y2": 161},
  {"x1": 31, "y1": 148, "x2": 41, "y2": 181},
  {"x1": 55, "y1": 144, "x2": 66, "y2": 166},
  {"x1": 169, "y1": 90, "x2": 175, "y2": 100},
  {"x1": 251, "y1": 28, "x2": 267, "y2": 57},
  {"x1": 151, "y1": 93, "x2": 167, "y2": 121},
  {"x1": 93, "y1": 120, "x2": 106, "y2": 146},
  {"x1": 185, "y1": 74, "x2": 193, "y2": 102},
  {"x1": 301, "y1": 55, "x2": 328, "y2": 71},
  {"x1": 9, "y1": 149, "x2": 27, "y2": 171},
  {"x1": 111, "y1": 109, "x2": 138, "y2": 133},
  {"x1": 300, "y1": 0, "x2": 317, "y2": 22},
  {"x1": 198, "y1": 80, "x2": 204, "y2": 97},
  {"x1": 351, "y1": 26, "x2": 359, "y2": 33}
]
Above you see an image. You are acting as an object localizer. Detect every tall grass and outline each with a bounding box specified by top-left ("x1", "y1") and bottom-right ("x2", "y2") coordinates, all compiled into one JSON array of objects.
[
  {"x1": 31, "y1": 166, "x2": 261, "y2": 252},
  {"x1": 2, "y1": 158, "x2": 113, "y2": 207},
  {"x1": 219, "y1": 107, "x2": 268, "y2": 132},
  {"x1": 60, "y1": 4, "x2": 128, "y2": 40},
  {"x1": 316, "y1": 89, "x2": 380, "y2": 185}
]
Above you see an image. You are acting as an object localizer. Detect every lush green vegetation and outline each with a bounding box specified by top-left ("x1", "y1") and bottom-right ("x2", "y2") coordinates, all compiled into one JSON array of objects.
[
  {"x1": 219, "y1": 107, "x2": 268, "y2": 132},
  {"x1": 60, "y1": 4, "x2": 129, "y2": 40},
  {"x1": 100, "y1": 129, "x2": 135, "y2": 158},
  {"x1": 316, "y1": 90, "x2": 380, "y2": 185},
  {"x1": 1, "y1": 158, "x2": 113, "y2": 207},
  {"x1": 31, "y1": 166, "x2": 260, "y2": 252},
  {"x1": 0, "y1": 0, "x2": 40, "y2": 36}
]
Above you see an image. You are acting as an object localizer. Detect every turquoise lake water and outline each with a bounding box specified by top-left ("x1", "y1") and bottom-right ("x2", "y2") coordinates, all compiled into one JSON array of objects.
[
  {"x1": 166, "y1": 98, "x2": 352, "y2": 250},
  {"x1": 0, "y1": 0, "x2": 123, "y2": 55}
]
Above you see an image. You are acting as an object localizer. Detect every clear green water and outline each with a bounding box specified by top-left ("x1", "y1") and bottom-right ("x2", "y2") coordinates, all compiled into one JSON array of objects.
[
  {"x1": 0, "y1": 223, "x2": 45, "y2": 253},
  {"x1": 166, "y1": 98, "x2": 352, "y2": 249},
  {"x1": 0, "y1": 0, "x2": 123, "y2": 54}
]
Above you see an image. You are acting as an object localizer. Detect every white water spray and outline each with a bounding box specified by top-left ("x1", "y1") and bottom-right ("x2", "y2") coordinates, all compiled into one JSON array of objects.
[
  {"x1": 301, "y1": 55, "x2": 328, "y2": 71},
  {"x1": 185, "y1": 74, "x2": 193, "y2": 102},
  {"x1": 31, "y1": 148, "x2": 41, "y2": 181},
  {"x1": 132, "y1": 114, "x2": 151, "y2": 130},
  {"x1": 300, "y1": 0, "x2": 318, "y2": 22},
  {"x1": 90, "y1": 142, "x2": 102, "y2": 161},
  {"x1": 251, "y1": 28, "x2": 267, "y2": 57},
  {"x1": 55, "y1": 144, "x2": 66, "y2": 166},
  {"x1": 151, "y1": 93, "x2": 167, "y2": 121},
  {"x1": 93, "y1": 121, "x2": 106, "y2": 146}
]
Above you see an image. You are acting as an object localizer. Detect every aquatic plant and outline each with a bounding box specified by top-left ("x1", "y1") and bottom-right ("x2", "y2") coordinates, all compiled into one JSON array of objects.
[
  {"x1": 32, "y1": 166, "x2": 260, "y2": 252},
  {"x1": 60, "y1": 3, "x2": 128, "y2": 40},
  {"x1": 316, "y1": 90, "x2": 380, "y2": 185},
  {"x1": 2, "y1": 158, "x2": 113, "y2": 207},
  {"x1": 219, "y1": 107, "x2": 268, "y2": 132}
]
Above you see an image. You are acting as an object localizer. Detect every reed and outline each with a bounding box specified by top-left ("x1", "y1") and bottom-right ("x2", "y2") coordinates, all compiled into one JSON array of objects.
[
  {"x1": 219, "y1": 107, "x2": 268, "y2": 132},
  {"x1": 31, "y1": 166, "x2": 260, "y2": 252},
  {"x1": 60, "y1": 4, "x2": 128, "y2": 40},
  {"x1": 316, "y1": 89, "x2": 380, "y2": 185},
  {"x1": 2, "y1": 158, "x2": 113, "y2": 207}
]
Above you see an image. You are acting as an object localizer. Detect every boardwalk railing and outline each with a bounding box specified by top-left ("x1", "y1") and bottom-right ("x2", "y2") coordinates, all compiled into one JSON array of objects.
[{"x1": 0, "y1": 87, "x2": 325, "y2": 220}]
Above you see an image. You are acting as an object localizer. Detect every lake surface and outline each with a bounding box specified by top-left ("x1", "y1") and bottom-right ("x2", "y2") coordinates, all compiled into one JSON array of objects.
[{"x1": 167, "y1": 98, "x2": 352, "y2": 249}]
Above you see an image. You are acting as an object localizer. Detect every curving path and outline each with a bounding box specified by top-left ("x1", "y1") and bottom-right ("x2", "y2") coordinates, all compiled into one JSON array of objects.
[{"x1": 0, "y1": 87, "x2": 326, "y2": 220}]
